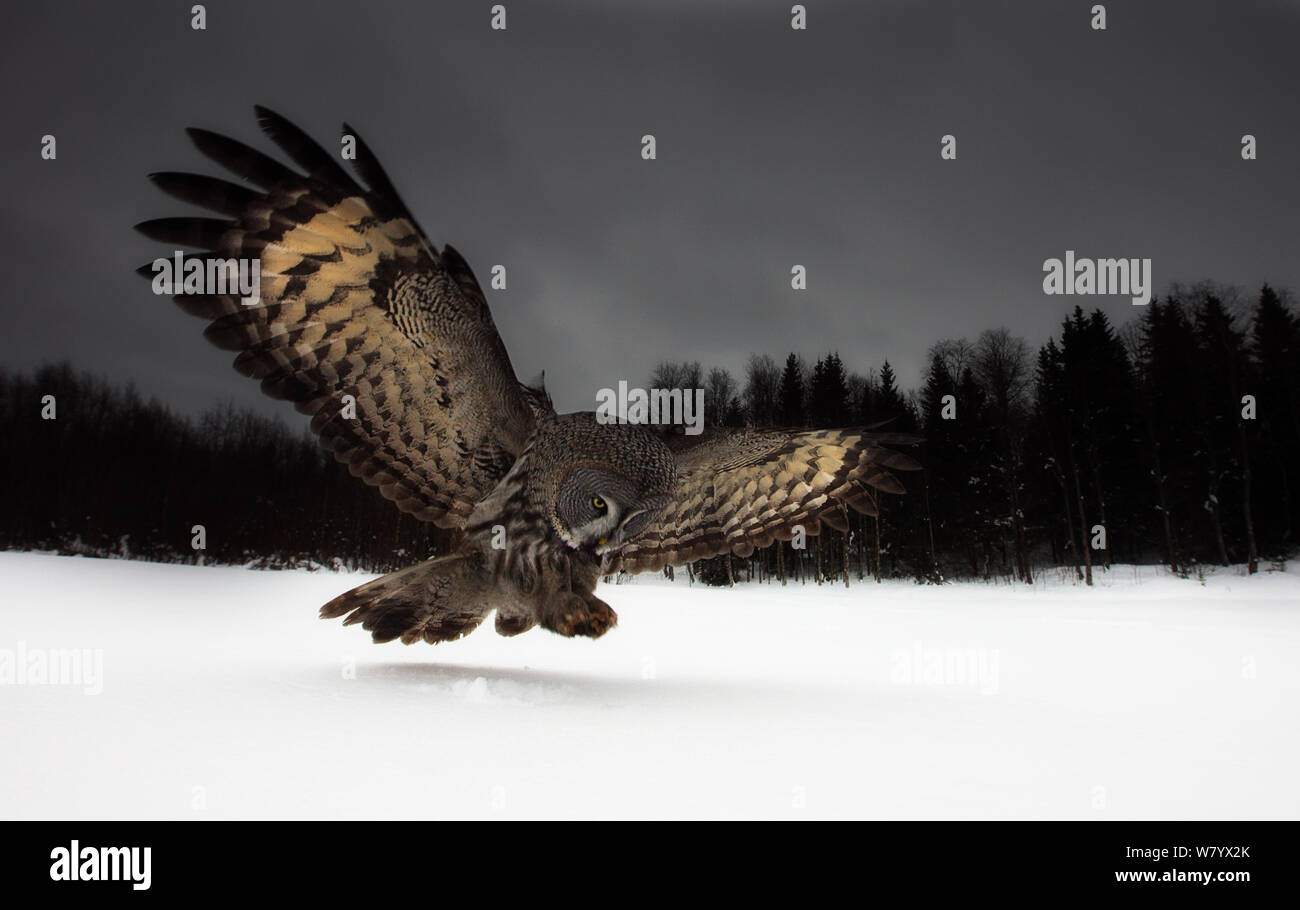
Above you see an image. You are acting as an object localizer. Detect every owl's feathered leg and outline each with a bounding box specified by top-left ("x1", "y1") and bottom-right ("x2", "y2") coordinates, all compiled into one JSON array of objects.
[
  {"x1": 533, "y1": 553, "x2": 617, "y2": 638},
  {"x1": 494, "y1": 607, "x2": 537, "y2": 637},
  {"x1": 320, "y1": 551, "x2": 501, "y2": 644}
]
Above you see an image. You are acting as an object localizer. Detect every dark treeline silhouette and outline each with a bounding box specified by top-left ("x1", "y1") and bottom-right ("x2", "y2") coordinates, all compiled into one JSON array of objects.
[
  {"x1": 0, "y1": 364, "x2": 448, "y2": 571},
  {"x1": 654, "y1": 282, "x2": 1299, "y2": 586},
  {"x1": 2, "y1": 282, "x2": 1296, "y2": 583}
]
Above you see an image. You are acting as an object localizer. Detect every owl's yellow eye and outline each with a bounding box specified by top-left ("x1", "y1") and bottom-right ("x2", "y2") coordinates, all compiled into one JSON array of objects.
[{"x1": 592, "y1": 495, "x2": 607, "y2": 512}]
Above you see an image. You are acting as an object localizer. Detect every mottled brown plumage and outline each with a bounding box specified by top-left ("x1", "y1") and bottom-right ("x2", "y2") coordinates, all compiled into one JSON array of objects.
[
  {"x1": 138, "y1": 107, "x2": 918, "y2": 644},
  {"x1": 138, "y1": 107, "x2": 532, "y2": 528},
  {"x1": 605, "y1": 427, "x2": 921, "y2": 574}
]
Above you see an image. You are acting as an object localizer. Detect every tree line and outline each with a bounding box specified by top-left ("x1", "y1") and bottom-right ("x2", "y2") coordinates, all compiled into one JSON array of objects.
[
  {"x1": 654, "y1": 282, "x2": 1298, "y2": 585},
  {"x1": 0, "y1": 364, "x2": 447, "y2": 572},
  {"x1": 1, "y1": 281, "x2": 1295, "y2": 583}
]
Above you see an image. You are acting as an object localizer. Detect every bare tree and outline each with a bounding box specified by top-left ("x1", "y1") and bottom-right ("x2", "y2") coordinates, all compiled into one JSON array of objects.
[
  {"x1": 974, "y1": 329, "x2": 1030, "y2": 413},
  {"x1": 704, "y1": 366, "x2": 739, "y2": 428},
  {"x1": 743, "y1": 354, "x2": 781, "y2": 426},
  {"x1": 929, "y1": 338, "x2": 976, "y2": 385},
  {"x1": 649, "y1": 360, "x2": 704, "y2": 391}
]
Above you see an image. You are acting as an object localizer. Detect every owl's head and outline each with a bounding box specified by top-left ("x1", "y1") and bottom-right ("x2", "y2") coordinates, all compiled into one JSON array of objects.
[
  {"x1": 555, "y1": 464, "x2": 672, "y2": 552},
  {"x1": 533, "y1": 413, "x2": 677, "y2": 553}
]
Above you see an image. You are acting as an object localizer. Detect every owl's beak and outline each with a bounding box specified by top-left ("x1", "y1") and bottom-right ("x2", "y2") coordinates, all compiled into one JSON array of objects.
[{"x1": 612, "y1": 496, "x2": 670, "y2": 546}]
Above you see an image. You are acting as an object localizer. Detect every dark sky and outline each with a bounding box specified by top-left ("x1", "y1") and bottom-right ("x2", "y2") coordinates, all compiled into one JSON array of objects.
[{"x1": 3, "y1": 0, "x2": 1298, "y2": 423}]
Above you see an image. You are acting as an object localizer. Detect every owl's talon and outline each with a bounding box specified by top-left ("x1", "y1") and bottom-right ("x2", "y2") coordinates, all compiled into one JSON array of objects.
[{"x1": 545, "y1": 594, "x2": 617, "y2": 638}]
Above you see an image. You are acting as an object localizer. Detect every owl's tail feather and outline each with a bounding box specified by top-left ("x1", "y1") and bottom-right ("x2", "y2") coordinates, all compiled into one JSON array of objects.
[{"x1": 319, "y1": 552, "x2": 502, "y2": 645}]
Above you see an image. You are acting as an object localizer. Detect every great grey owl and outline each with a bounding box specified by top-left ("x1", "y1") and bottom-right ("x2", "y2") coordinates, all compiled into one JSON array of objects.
[{"x1": 137, "y1": 107, "x2": 919, "y2": 644}]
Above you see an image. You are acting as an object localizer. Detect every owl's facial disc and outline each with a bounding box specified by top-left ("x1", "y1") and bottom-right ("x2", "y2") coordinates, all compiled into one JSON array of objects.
[{"x1": 556, "y1": 466, "x2": 650, "y2": 550}]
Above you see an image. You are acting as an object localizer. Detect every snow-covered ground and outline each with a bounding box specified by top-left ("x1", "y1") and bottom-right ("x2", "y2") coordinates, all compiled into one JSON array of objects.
[{"x1": 1, "y1": 551, "x2": 1296, "y2": 820}]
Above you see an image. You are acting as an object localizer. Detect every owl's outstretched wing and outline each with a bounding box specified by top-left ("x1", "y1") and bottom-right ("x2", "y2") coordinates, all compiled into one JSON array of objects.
[
  {"x1": 603, "y1": 428, "x2": 920, "y2": 574},
  {"x1": 136, "y1": 107, "x2": 537, "y2": 528}
]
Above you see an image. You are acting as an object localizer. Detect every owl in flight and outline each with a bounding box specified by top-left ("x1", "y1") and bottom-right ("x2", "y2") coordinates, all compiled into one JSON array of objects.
[{"x1": 137, "y1": 107, "x2": 919, "y2": 644}]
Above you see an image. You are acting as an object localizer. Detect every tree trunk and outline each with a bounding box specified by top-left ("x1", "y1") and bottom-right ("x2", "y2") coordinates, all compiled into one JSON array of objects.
[
  {"x1": 841, "y1": 506, "x2": 851, "y2": 588},
  {"x1": 1088, "y1": 456, "x2": 1111, "y2": 570},
  {"x1": 1238, "y1": 424, "x2": 1259, "y2": 574},
  {"x1": 923, "y1": 471, "x2": 939, "y2": 580},
  {"x1": 1071, "y1": 450, "x2": 1093, "y2": 586},
  {"x1": 1056, "y1": 461, "x2": 1083, "y2": 583},
  {"x1": 1144, "y1": 417, "x2": 1181, "y2": 573},
  {"x1": 873, "y1": 510, "x2": 882, "y2": 583},
  {"x1": 1208, "y1": 485, "x2": 1230, "y2": 566}
]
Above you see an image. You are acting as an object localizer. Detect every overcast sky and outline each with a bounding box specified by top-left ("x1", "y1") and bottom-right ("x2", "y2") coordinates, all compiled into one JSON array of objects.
[{"x1": 3, "y1": 0, "x2": 1298, "y2": 423}]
